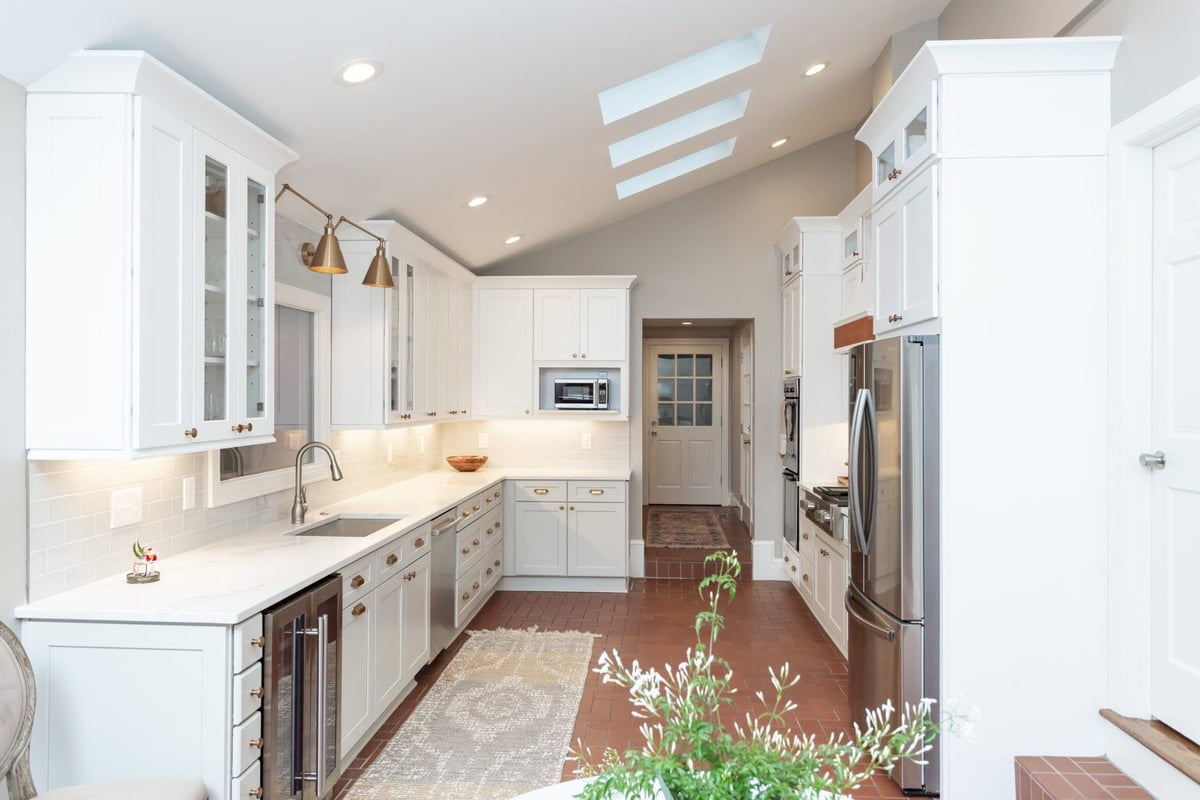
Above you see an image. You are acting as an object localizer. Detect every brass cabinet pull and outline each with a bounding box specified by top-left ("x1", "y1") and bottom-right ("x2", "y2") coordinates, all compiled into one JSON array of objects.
[
  {"x1": 486, "y1": 567, "x2": 493, "y2": 576},
  {"x1": 486, "y1": 527, "x2": 493, "y2": 536},
  {"x1": 791, "y1": 565, "x2": 797, "y2": 572},
  {"x1": 414, "y1": 538, "x2": 425, "y2": 548},
  {"x1": 493, "y1": 490, "x2": 501, "y2": 499},
  {"x1": 449, "y1": 410, "x2": 458, "y2": 415},
  {"x1": 352, "y1": 603, "x2": 367, "y2": 617},
  {"x1": 462, "y1": 547, "x2": 471, "y2": 555},
  {"x1": 486, "y1": 496, "x2": 493, "y2": 504},
  {"x1": 250, "y1": 687, "x2": 265, "y2": 699},
  {"x1": 494, "y1": 559, "x2": 500, "y2": 567},
  {"x1": 232, "y1": 424, "x2": 245, "y2": 433},
  {"x1": 802, "y1": 533, "x2": 810, "y2": 540},
  {"x1": 428, "y1": 411, "x2": 437, "y2": 417},
  {"x1": 249, "y1": 737, "x2": 264, "y2": 749},
  {"x1": 581, "y1": 353, "x2": 587, "y2": 358},
  {"x1": 558, "y1": 505, "x2": 564, "y2": 511},
  {"x1": 184, "y1": 427, "x2": 197, "y2": 438},
  {"x1": 245, "y1": 422, "x2": 253, "y2": 432},
  {"x1": 473, "y1": 503, "x2": 480, "y2": 511},
  {"x1": 784, "y1": 555, "x2": 790, "y2": 563},
  {"x1": 572, "y1": 353, "x2": 578, "y2": 358},
  {"x1": 462, "y1": 409, "x2": 468, "y2": 414},
  {"x1": 532, "y1": 488, "x2": 549, "y2": 495},
  {"x1": 569, "y1": 505, "x2": 575, "y2": 511},
  {"x1": 495, "y1": 521, "x2": 501, "y2": 529},
  {"x1": 386, "y1": 554, "x2": 398, "y2": 566},
  {"x1": 249, "y1": 789, "x2": 264, "y2": 799},
  {"x1": 462, "y1": 510, "x2": 471, "y2": 518},
  {"x1": 802, "y1": 573, "x2": 809, "y2": 583},
  {"x1": 589, "y1": 488, "x2": 604, "y2": 495},
  {"x1": 472, "y1": 538, "x2": 480, "y2": 546},
  {"x1": 472, "y1": 582, "x2": 480, "y2": 590},
  {"x1": 350, "y1": 575, "x2": 365, "y2": 588},
  {"x1": 250, "y1": 636, "x2": 266, "y2": 648},
  {"x1": 462, "y1": 592, "x2": 470, "y2": 601},
  {"x1": 820, "y1": 548, "x2": 830, "y2": 557}
]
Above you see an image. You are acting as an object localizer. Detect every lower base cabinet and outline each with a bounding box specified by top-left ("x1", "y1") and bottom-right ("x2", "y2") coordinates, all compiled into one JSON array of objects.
[
  {"x1": 400, "y1": 555, "x2": 432, "y2": 681},
  {"x1": 340, "y1": 592, "x2": 375, "y2": 754},
  {"x1": 510, "y1": 480, "x2": 627, "y2": 578},
  {"x1": 782, "y1": 527, "x2": 849, "y2": 657}
]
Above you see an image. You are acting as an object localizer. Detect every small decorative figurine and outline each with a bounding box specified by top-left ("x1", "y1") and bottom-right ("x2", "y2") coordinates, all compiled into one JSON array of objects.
[{"x1": 126, "y1": 540, "x2": 161, "y2": 584}]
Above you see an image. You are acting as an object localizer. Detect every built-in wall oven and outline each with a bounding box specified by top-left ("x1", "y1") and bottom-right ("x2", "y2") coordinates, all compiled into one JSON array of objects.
[{"x1": 263, "y1": 576, "x2": 342, "y2": 800}]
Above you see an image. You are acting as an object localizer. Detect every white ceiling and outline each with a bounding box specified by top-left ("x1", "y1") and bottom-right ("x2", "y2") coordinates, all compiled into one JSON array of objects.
[{"x1": 1, "y1": 1, "x2": 948, "y2": 269}]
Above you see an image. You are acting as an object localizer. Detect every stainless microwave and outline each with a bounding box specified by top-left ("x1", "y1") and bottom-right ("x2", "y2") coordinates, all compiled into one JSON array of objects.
[{"x1": 554, "y1": 378, "x2": 609, "y2": 409}]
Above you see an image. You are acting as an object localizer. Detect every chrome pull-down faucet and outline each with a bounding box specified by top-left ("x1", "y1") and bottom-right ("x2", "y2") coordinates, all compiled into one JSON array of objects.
[{"x1": 292, "y1": 441, "x2": 344, "y2": 524}]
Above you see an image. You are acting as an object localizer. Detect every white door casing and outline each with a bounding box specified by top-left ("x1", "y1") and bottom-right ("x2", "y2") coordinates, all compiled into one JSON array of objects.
[
  {"x1": 1150, "y1": 125, "x2": 1200, "y2": 744},
  {"x1": 646, "y1": 341, "x2": 727, "y2": 505},
  {"x1": 738, "y1": 326, "x2": 754, "y2": 522}
]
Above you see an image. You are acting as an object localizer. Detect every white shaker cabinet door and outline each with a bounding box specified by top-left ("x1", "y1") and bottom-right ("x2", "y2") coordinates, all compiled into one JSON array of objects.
[
  {"x1": 579, "y1": 288, "x2": 627, "y2": 361},
  {"x1": 372, "y1": 572, "x2": 406, "y2": 718},
  {"x1": 533, "y1": 289, "x2": 580, "y2": 361},
  {"x1": 340, "y1": 595, "x2": 374, "y2": 757},
  {"x1": 567, "y1": 503, "x2": 626, "y2": 577},
  {"x1": 475, "y1": 289, "x2": 534, "y2": 417},
  {"x1": 513, "y1": 502, "x2": 568, "y2": 575},
  {"x1": 874, "y1": 165, "x2": 938, "y2": 335},
  {"x1": 401, "y1": 554, "x2": 432, "y2": 683}
]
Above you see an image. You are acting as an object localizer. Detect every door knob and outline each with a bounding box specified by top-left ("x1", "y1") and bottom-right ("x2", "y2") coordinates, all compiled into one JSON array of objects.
[{"x1": 1139, "y1": 451, "x2": 1166, "y2": 469}]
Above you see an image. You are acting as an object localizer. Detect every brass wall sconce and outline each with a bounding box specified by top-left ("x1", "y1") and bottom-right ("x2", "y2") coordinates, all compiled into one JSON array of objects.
[{"x1": 275, "y1": 183, "x2": 393, "y2": 288}]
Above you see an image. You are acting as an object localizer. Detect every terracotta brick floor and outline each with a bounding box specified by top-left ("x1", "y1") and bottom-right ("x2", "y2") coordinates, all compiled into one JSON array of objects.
[{"x1": 333, "y1": 576, "x2": 907, "y2": 799}]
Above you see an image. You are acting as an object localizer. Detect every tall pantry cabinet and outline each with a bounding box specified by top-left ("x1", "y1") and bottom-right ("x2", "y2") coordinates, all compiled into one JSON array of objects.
[{"x1": 25, "y1": 51, "x2": 297, "y2": 459}]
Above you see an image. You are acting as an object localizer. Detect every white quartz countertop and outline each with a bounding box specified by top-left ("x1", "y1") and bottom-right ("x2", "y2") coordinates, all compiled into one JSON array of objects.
[{"x1": 15, "y1": 466, "x2": 631, "y2": 626}]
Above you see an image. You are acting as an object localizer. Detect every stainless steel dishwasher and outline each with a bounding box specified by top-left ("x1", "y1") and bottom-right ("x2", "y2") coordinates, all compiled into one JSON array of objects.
[{"x1": 429, "y1": 509, "x2": 461, "y2": 654}]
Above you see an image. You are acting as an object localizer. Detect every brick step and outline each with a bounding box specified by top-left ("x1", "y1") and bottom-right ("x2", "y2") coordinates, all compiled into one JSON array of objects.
[{"x1": 1015, "y1": 756, "x2": 1153, "y2": 800}]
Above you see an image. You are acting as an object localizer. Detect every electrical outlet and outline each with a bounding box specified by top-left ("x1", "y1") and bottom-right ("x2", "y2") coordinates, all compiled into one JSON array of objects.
[
  {"x1": 386, "y1": 443, "x2": 394, "y2": 463},
  {"x1": 581, "y1": 433, "x2": 593, "y2": 450},
  {"x1": 110, "y1": 487, "x2": 143, "y2": 529},
  {"x1": 181, "y1": 476, "x2": 196, "y2": 511},
  {"x1": 478, "y1": 433, "x2": 489, "y2": 449}
]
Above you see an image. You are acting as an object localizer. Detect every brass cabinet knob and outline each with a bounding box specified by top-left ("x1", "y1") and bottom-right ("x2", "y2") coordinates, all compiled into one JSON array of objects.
[
  {"x1": 232, "y1": 424, "x2": 245, "y2": 433},
  {"x1": 802, "y1": 573, "x2": 809, "y2": 583},
  {"x1": 462, "y1": 592, "x2": 470, "y2": 601},
  {"x1": 461, "y1": 409, "x2": 468, "y2": 415},
  {"x1": 415, "y1": 538, "x2": 425, "y2": 548},
  {"x1": 449, "y1": 410, "x2": 458, "y2": 415},
  {"x1": 494, "y1": 559, "x2": 501, "y2": 567},
  {"x1": 472, "y1": 538, "x2": 480, "y2": 546},
  {"x1": 184, "y1": 428, "x2": 197, "y2": 438},
  {"x1": 351, "y1": 603, "x2": 367, "y2": 617},
  {"x1": 472, "y1": 582, "x2": 480, "y2": 590},
  {"x1": 250, "y1": 687, "x2": 265, "y2": 699},
  {"x1": 791, "y1": 565, "x2": 797, "y2": 572},
  {"x1": 569, "y1": 505, "x2": 575, "y2": 511},
  {"x1": 581, "y1": 353, "x2": 587, "y2": 358},
  {"x1": 462, "y1": 510, "x2": 471, "y2": 518},
  {"x1": 495, "y1": 521, "x2": 501, "y2": 529},
  {"x1": 820, "y1": 548, "x2": 830, "y2": 557},
  {"x1": 486, "y1": 496, "x2": 493, "y2": 504},
  {"x1": 462, "y1": 547, "x2": 471, "y2": 554},
  {"x1": 558, "y1": 505, "x2": 564, "y2": 511},
  {"x1": 473, "y1": 503, "x2": 480, "y2": 511},
  {"x1": 572, "y1": 353, "x2": 578, "y2": 358},
  {"x1": 386, "y1": 554, "x2": 398, "y2": 566},
  {"x1": 486, "y1": 527, "x2": 493, "y2": 536},
  {"x1": 493, "y1": 490, "x2": 500, "y2": 499},
  {"x1": 249, "y1": 789, "x2": 264, "y2": 799},
  {"x1": 250, "y1": 636, "x2": 266, "y2": 648},
  {"x1": 486, "y1": 567, "x2": 493, "y2": 576},
  {"x1": 802, "y1": 533, "x2": 809, "y2": 540},
  {"x1": 246, "y1": 422, "x2": 253, "y2": 432},
  {"x1": 784, "y1": 555, "x2": 790, "y2": 563},
  {"x1": 524, "y1": 409, "x2": 530, "y2": 414},
  {"x1": 249, "y1": 737, "x2": 264, "y2": 749},
  {"x1": 350, "y1": 575, "x2": 365, "y2": 588}
]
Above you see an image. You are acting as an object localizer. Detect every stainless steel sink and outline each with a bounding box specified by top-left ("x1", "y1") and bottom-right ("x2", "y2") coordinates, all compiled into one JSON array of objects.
[{"x1": 292, "y1": 515, "x2": 405, "y2": 538}]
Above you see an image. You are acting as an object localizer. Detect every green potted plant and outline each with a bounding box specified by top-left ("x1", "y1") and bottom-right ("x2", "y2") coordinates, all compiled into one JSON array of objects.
[{"x1": 571, "y1": 551, "x2": 938, "y2": 799}]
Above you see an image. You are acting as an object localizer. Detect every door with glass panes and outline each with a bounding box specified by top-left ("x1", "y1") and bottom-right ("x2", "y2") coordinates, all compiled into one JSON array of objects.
[{"x1": 647, "y1": 343, "x2": 726, "y2": 505}]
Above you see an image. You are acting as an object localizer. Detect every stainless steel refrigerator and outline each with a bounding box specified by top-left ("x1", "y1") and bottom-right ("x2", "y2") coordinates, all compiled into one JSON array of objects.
[{"x1": 845, "y1": 335, "x2": 940, "y2": 796}]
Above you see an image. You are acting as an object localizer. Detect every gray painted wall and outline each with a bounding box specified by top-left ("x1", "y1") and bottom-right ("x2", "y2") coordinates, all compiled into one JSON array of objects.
[
  {"x1": 938, "y1": 0, "x2": 1093, "y2": 39},
  {"x1": 484, "y1": 132, "x2": 858, "y2": 548},
  {"x1": 1, "y1": 75, "x2": 25, "y2": 633}
]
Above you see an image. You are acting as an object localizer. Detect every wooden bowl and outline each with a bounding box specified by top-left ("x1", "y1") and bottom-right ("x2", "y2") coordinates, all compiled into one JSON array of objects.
[{"x1": 447, "y1": 455, "x2": 489, "y2": 472}]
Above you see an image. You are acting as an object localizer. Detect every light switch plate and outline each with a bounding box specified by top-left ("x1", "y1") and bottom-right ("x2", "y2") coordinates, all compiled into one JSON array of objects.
[
  {"x1": 478, "y1": 433, "x2": 489, "y2": 449},
  {"x1": 581, "y1": 433, "x2": 593, "y2": 450},
  {"x1": 181, "y1": 476, "x2": 196, "y2": 511},
  {"x1": 110, "y1": 487, "x2": 143, "y2": 529}
]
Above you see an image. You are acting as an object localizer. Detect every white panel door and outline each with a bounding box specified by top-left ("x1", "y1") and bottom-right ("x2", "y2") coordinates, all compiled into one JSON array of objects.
[
  {"x1": 475, "y1": 289, "x2": 534, "y2": 417},
  {"x1": 135, "y1": 101, "x2": 195, "y2": 449},
  {"x1": 1151, "y1": 126, "x2": 1200, "y2": 743},
  {"x1": 339, "y1": 595, "x2": 373, "y2": 756},
  {"x1": 648, "y1": 345, "x2": 725, "y2": 505},
  {"x1": 567, "y1": 503, "x2": 626, "y2": 577},
  {"x1": 533, "y1": 289, "x2": 580, "y2": 360},
  {"x1": 514, "y1": 502, "x2": 567, "y2": 575},
  {"x1": 372, "y1": 572, "x2": 405, "y2": 717},
  {"x1": 579, "y1": 288, "x2": 627, "y2": 361},
  {"x1": 401, "y1": 554, "x2": 431, "y2": 682}
]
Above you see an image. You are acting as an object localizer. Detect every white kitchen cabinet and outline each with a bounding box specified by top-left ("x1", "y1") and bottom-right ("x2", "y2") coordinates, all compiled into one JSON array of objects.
[
  {"x1": 513, "y1": 500, "x2": 569, "y2": 575},
  {"x1": 25, "y1": 52, "x2": 296, "y2": 458},
  {"x1": 475, "y1": 288, "x2": 535, "y2": 417},
  {"x1": 437, "y1": 277, "x2": 472, "y2": 419},
  {"x1": 783, "y1": 520, "x2": 848, "y2": 657},
  {"x1": 837, "y1": 185, "x2": 874, "y2": 323},
  {"x1": 776, "y1": 222, "x2": 802, "y2": 285},
  {"x1": 533, "y1": 288, "x2": 627, "y2": 362},
  {"x1": 781, "y1": 279, "x2": 801, "y2": 378},
  {"x1": 340, "y1": 593, "x2": 374, "y2": 755},
  {"x1": 567, "y1": 502, "x2": 627, "y2": 578},
  {"x1": 873, "y1": 165, "x2": 938, "y2": 336},
  {"x1": 401, "y1": 555, "x2": 432, "y2": 682},
  {"x1": 372, "y1": 571, "x2": 406, "y2": 717},
  {"x1": 865, "y1": 84, "x2": 937, "y2": 205}
]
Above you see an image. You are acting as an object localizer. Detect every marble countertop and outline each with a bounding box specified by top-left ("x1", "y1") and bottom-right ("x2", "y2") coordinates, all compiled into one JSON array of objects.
[{"x1": 15, "y1": 466, "x2": 631, "y2": 627}]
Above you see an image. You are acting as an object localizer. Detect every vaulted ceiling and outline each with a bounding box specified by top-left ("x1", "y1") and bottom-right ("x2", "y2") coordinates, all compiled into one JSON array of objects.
[{"x1": 2, "y1": 0, "x2": 948, "y2": 268}]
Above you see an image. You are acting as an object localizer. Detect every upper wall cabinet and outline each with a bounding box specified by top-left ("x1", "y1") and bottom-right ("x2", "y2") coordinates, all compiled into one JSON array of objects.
[
  {"x1": 331, "y1": 221, "x2": 474, "y2": 428},
  {"x1": 25, "y1": 51, "x2": 297, "y2": 459},
  {"x1": 533, "y1": 288, "x2": 627, "y2": 362},
  {"x1": 776, "y1": 219, "x2": 840, "y2": 378},
  {"x1": 475, "y1": 288, "x2": 535, "y2": 418}
]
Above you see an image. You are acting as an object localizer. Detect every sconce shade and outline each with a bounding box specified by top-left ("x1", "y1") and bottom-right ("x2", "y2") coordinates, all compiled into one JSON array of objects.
[
  {"x1": 308, "y1": 223, "x2": 348, "y2": 274},
  {"x1": 361, "y1": 244, "x2": 394, "y2": 288}
]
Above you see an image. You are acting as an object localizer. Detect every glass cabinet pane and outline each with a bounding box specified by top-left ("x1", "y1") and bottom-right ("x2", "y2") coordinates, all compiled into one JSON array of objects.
[
  {"x1": 905, "y1": 108, "x2": 928, "y2": 159},
  {"x1": 244, "y1": 177, "x2": 267, "y2": 421},
  {"x1": 876, "y1": 142, "x2": 896, "y2": 186},
  {"x1": 844, "y1": 229, "x2": 859, "y2": 260},
  {"x1": 203, "y1": 157, "x2": 229, "y2": 422},
  {"x1": 404, "y1": 263, "x2": 415, "y2": 413},
  {"x1": 388, "y1": 257, "x2": 402, "y2": 415}
]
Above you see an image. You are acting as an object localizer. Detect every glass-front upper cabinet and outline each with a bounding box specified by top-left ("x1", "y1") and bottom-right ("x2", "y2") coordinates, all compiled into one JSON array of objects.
[
  {"x1": 195, "y1": 131, "x2": 275, "y2": 445},
  {"x1": 387, "y1": 255, "x2": 409, "y2": 423}
]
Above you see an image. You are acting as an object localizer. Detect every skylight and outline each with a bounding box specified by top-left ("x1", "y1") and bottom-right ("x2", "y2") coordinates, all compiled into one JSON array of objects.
[
  {"x1": 615, "y1": 138, "x2": 737, "y2": 200},
  {"x1": 608, "y1": 92, "x2": 750, "y2": 168},
  {"x1": 597, "y1": 25, "x2": 771, "y2": 125}
]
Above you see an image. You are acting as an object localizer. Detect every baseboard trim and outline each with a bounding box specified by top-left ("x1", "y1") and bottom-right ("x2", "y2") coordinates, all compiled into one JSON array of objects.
[
  {"x1": 497, "y1": 576, "x2": 629, "y2": 593},
  {"x1": 751, "y1": 539, "x2": 786, "y2": 581}
]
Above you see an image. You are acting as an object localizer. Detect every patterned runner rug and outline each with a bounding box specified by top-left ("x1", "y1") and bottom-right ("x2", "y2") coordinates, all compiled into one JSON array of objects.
[
  {"x1": 343, "y1": 628, "x2": 597, "y2": 800},
  {"x1": 645, "y1": 506, "x2": 733, "y2": 549}
]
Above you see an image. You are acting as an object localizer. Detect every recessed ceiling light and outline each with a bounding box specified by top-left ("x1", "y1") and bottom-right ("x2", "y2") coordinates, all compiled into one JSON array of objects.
[
  {"x1": 804, "y1": 62, "x2": 829, "y2": 78},
  {"x1": 681, "y1": 321, "x2": 693, "y2": 326},
  {"x1": 467, "y1": 196, "x2": 490, "y2": 208},
  {"x1": 770, "y1": 137, "x2": 789, "y2": 149},
  {"x1": 504, "y1": 235, "x2": 523, "y2": 245},
  {"x1": 335, "y1": 60, "x2": 382, "y2": 85}
]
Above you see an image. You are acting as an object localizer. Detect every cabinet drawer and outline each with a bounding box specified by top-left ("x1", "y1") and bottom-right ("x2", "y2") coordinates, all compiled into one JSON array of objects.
[
  {"x1": 341, "y1": 554, "x2": 374, "y2": 606},
  {"x1": 456, "y1": 511, "x2": 497, "y2": 577},
  {"x1": 231, "y1": 662, "x2": 264, "y2": 726},
  {"x1": 481, "y1": 484, "x2": 503, "y2": 511},
  {"x1": 374, "y1": 538, "x2": 406, "y2": 584},
  {"x1": 408, "y1": 522, "x2": 432, "y2": 562},
  {"x1": 798, "y1": 518, "x2": 819, "y2": 563},
  {"x1": 455, "y1": 568, "x2": 484, "y2": 628},
  {"x1": 232, "y1": 710, "x2": 263, "y2": 777},
  {"x1": 456, "y1": 489, "x2": 490, "y2": 528},
  {"x1": 567, "y1": 480, "x2": 626, "y2": 503},
  {"x1": 782, "y1": 546, "x2": 801, "y2": 590},
  {"x1": 231, "y1": 761, "x2": 261, "y2": 800},
  {"x1": 512, "y1": 480, "x2": 566, "y2": 502},
  {"x1": 232, "y1": 615, "x2": 264, "y2": 675},
  {"x1": 482, "y1": 542, "x2": 503, "y2": 590},
  {"x1": 797, "y1": 553, "x2": 816, "y2": 603}
]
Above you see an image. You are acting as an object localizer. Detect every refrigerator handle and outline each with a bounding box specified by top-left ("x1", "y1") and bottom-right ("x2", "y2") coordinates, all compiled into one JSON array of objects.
[
  {"x1": 844, "y1": 589, "x2": 896, "y2": 642},
  {"x1": 861, "y1": 387, "x2": 878, "y2": 554},
  {"x1": 849, "y1": 389, "x2": 869, "y2": 554}
]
